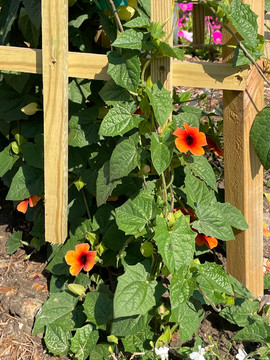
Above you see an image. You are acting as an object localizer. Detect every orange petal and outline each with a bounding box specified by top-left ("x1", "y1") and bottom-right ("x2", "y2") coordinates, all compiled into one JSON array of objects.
[
  {"x1": 107, "y1": 196, "x2": 118, "y2": 202},
  {"x1": 189, "y1": 144, "x2": 205, "y2": 156},
  {"x1": 204, "y1": 236, "x2": 218, "y2": 249},
  {"x1": 69, "y1": 263, "x2": 84, "y2": 276},
  {"x1": 184, "y1": 123, "x2": 199, "y2": 134},
  {"x1": 65, "y1": 250, "x2": 79, "y2": 265},
  {"x1": 175, "y1": 137, "x2": 190, "y2": 153},
  {"x1": 17, "y1": 200, "x2": 29, "y2": 214},
  {"x1": 195, "y1": 233, "x2": 206, "y2": 246},
  {"x1": 75, "y1": 243, "x2": 90, "y2": 254},
  {"x1": 173, "y1": 128, "x2": 186, "y2": 137},
  {"x1": 194, "y1": 131, "x2": 207, "y2": 146},
  {"x1": 29, "y1": 195, "x2": 41, "y2": 207},
  {"x1": 83, "y1": 251, "x2": 97, "y2": 272},
  {"x1": 263, "y1": 222, "x2": 270, "y2": 237}
]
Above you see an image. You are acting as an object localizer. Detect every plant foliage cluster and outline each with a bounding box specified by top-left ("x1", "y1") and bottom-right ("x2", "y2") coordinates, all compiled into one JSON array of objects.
[{"x1": 0, "y1": 0, "x2": 270, "y2": 359}]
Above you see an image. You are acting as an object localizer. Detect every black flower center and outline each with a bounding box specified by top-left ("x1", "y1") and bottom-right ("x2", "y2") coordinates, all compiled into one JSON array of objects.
[
  {"x1": 186, "y1": 135, "x2": 194, "y2": 145},
  {"x1": 80, "y1": 254, "x2": 87, "y2": 265}
]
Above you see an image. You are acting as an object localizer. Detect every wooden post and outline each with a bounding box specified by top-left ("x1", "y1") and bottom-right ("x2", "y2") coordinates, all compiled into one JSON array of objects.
[
  {"x1": 223, "y1": 0, "x2": 264, "y2": 296},
  {"x1": 193, "y1": 4, "x2": 205, "y2": 45},
  {"x1": 42, "y1": 0, "x2": 69, "y2": 244}
]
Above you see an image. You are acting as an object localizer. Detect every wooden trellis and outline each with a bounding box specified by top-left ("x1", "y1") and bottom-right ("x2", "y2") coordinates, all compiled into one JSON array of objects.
[{"x1": 0, "y1": 0, "x2": 264, "y2": 296}]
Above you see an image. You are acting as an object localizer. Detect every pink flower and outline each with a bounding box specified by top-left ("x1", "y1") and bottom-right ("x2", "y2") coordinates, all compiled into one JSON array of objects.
[
  {"x1": 178, "y1": 30, "x2": 193, "y2": 42},
  {"x1": 179, "y1": 2, "x2": 193, "y2": 11},
  {"x1": 178, "y1": 17, "x2": 186, "y2": 27},
  {"x1": 212, "y1": 31, "x2": 222, "y2": 44}
]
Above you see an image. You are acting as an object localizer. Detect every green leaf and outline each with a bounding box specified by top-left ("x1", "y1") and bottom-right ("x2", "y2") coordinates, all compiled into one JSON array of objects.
[
  {"x1": 5, "y1": 231, "x2": 23, "y2": 254},
  {"x1": 170, "y1": 266, "x2": 196, "y2": 307},
  {"x1": 6, "y1": 164, "x2": 43, "y2": 201},
  {"x1": 69, "y1": 78, "x2": 91, "y2": 104},
  {"x1": 99, "y1": 79, "x2": 132, "y2": 106},
  {"x1": 2, "y1": 71, "x2": 30, "y2": 94},
  {"x1": 83, "y1": 285, "x2": 113, "y2": 329},
  {"x1": 188, "y1": 156, "x2": 217, "y2": 192},
  {"x1": 233, "y1": 321, "x2": 270, "y2": 343},
  {"x1": 18, "y1": 7, "x2": 40, "y2": 48},
  {"x1": 192, "y1": 203, "x2": 235, "y2": 241},
  {"x1": 99, "y1": 102, "x2": 142, "y2": 137},
  {"x1": 266, "y1": 0, "x2": 270, "y2": 12},
  {"x1": 96, "y1": 161, "x2": 121, "y2": 207},
  {"x1": 0, "y1": 81, "x2": 28, "y2": 121},
  {"x1": 22, "y1": 0, "x2": 41, "y2": 28},
  {"x1": 158, "y1": 41, "x2": 184, "y2": 60},
  {"x1": 264, "y1": 273, "x2": 270, "y2": 290},
  {"x1": 114, "y1": 263, "x2": 157, "y2": 318},
  {"x1": 250, "y1": 105, "x2": 270, "y2": 170},
  {"x1": 150, "y1": 133, "x2": 172, "y2": 174},
  {"x1": 69, "y1": 108, "x2": 99, "y2": 147},
  {"x1": 111, "y1": 314, "x2": 150, "y2": 337},
  {"x1": 110, "y1": 133, "x2": 140, "y2": 181},
  {"x1": 124, "y1": 14, "x2": 149, "y2": 28},
  {"x1": 220, "y1": 298, "x2": 260, "y2": 327},
  {"x1": 198, "y1": 262, "x2": 234, "y2": 297},
  {"x1": 121, "y1": 326, "x2": 154, "y2": 357},
  {"x1": 21, "y1": 134, "x2": 43, "y2": 169},
  {"x1": 185, "y1": 173, "x2": 216, "y2": 209},
  {"x1": 112, "y1": 29, "x2": 144, "y2": 50},
  {"x1": 215, "y1": 203, "x2": 248, "y2": 230},
  {"x1": 145, "y1": 82, "x2": 172, "y2": 127},
  {"x1": 91, "y1": 344, "x2": 112, "y2": 360},
  {"x1": 46, "y1": 237, "x2": 80, "y2": 275},
  {"x1": 32, "y1": 291, "x2": 78, "y2": 335},
  {"x1": 228, "y1": 0, "x2": 258, "y2": 49},
  {"x1": 154, "y1": 216, "x2": 196, "y2": 274},
  {"x1": 116, "y1": 190, "x2": 156, "y2": 236},
  {"x1": 1, "y1": 0, "x2": 21, "y2": 44},
  {"x1": 44, "y1": 324, "x2": 70, "y2": 355},
  {"x1": 0, "y1": 145, "x2": 19, "y2": 177},
  {"x1": 107, "y1": 50, "x2": 140, "y2": 93},
  {"x1": 70, "y1": 324, "x2": 99, "y2": 360},
  {"x1": 228, "y1": 274, "x2": 256, "y2": 299},
  {"x1": 170, "y1": 299, "x2": 204, "y2": 342},
  {"x1": 173, "y1": 113, "x2": 199, "y2": 131}
]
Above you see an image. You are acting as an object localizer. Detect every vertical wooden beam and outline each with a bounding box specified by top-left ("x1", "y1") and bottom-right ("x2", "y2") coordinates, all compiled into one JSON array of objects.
[
  {"x1": 42, "y1": 0, "x2": 68, "y2": 244},
  {"x1": 150, "y1": 0, "x2": 173, "y2": 90},
  {"x1": 192, "y1": 4, "x2": 205, "y2": 45},
  {"x1": 223, "y1": 0, "x2": 264, "y2": 296}
]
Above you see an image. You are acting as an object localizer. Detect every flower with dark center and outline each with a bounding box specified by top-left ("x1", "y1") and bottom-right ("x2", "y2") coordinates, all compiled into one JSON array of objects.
[
  {"x1": 65, "y1": 243, "x2": 96, "y2": 276},
  {"x1": 173, "y1": 123, "x2": 207, "y2": 156}
]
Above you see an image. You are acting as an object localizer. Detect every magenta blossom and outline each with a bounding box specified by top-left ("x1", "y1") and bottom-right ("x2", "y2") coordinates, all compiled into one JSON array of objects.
[
  {"x1": 178, "y1": 30, "x2": 193, "y2": 42},
  {"x1": 179, "y1": 2, "x2": 193, "y2": 11},
  {"x1": 178, "y1": 17, "x2": 186, "y2": 27},
  {"x1": 212, "y1": 31, "x2": 222, "y2": 44}
]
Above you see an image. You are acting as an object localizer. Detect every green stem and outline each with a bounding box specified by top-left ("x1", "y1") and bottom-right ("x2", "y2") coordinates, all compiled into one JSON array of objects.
[
  {"x1": 82, "y1": 187, "x2": 91, "y2": 219},
  {"x1": 108, "y1": 0, "x2": 124, "y2": 32},
  {"x1": 141, "y1": 58, "x2": 151, "y2": 83},
  {"x1": 161, "y1": 172, "x2": 168, "y2": 217},
  {"x1": 197, "y1": 285, "x2": 221, "y2": 312}
]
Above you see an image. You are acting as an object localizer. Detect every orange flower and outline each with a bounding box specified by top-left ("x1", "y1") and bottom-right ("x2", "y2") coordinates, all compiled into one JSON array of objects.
[
  {"x1": 195, "y1": 233, "x2": 218, "y2": 249},
  {"x1": 173, "y1": 123, "x2": 207, "y2": 156},
  {"x1": 206, "y1": 137, "x2": 224, "y2": 157},
  {"x1": 263, "y1": 222, "x2": 270, "y2": 237},
  {"x1": 17, "y1": 195, "x2": 41, "y2": 214},
  {"x1": 65, "y1": 243, "x2": 96, "y2": 276}
]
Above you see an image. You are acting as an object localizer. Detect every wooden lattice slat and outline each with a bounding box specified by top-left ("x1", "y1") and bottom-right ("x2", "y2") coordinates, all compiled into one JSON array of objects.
[{"x1": 42, "y1": 0, "x2": 69, "y2": 244}]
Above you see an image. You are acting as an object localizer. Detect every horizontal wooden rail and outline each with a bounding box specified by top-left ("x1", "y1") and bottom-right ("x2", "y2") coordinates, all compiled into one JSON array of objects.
[{"x1": 0, "y1": 46, "x2": 248, "y2": 90}]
